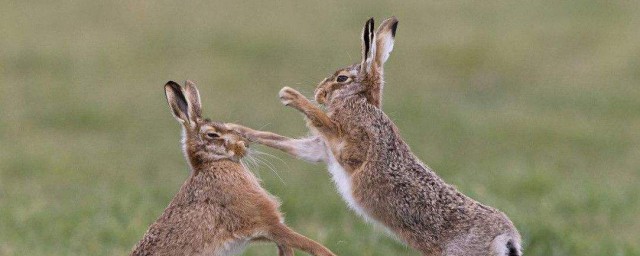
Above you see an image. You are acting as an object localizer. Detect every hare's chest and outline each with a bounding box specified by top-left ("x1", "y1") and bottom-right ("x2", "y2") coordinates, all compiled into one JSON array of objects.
[{"x1": 335, "y1": 128, "x2": 369, "y2": 170}]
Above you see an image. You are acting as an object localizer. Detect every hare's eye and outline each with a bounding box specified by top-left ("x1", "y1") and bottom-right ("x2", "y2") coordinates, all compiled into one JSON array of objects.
[
  {"x1": 336, "y1": 75, "x2": 349, "y2": 82},
  {"x1": 206, "y1": 132, "x2": 220, "y2": 139}
]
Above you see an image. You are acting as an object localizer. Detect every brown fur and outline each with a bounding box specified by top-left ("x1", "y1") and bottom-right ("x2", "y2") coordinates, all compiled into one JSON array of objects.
[
  {"x1": 130, "y1": 81, "x2": 335, "y2": 256},
  {"x1": 230, "y1": 17, "x2": 522, "y2": 256}
]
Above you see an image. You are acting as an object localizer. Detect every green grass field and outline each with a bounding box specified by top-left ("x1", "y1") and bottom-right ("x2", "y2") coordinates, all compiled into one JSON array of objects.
[{"x1": 1, "y1": 1, "x2": 639, "y2": 255}]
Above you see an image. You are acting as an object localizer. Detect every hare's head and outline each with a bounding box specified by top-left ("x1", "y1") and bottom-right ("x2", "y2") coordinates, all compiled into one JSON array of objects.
[
  {"x1": 315, "y1": 17, "x2": 398, "y2": 107},
  {"x1": 164, "y1": 80, "x2": 248, "y2": 163}
]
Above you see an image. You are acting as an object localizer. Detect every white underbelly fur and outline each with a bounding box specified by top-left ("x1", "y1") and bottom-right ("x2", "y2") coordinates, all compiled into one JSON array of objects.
[
  {"x1": 325, "y1": 148, "x2": 372, "y2": 221},
  {"x1": 324, "y1": 146, "x2": 397, "y2": 238},
  {"x1": 205, "y1": 238, "x2": 248, "y2": 256}
]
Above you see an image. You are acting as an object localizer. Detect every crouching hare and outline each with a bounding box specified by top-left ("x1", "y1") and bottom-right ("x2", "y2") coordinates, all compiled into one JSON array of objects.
[
  {"x1": 230, "y1": 17, "x2": 522, "y2": 256},
  {"x1": 130, "y1": 81, "x2": 335, "y2": 256}
]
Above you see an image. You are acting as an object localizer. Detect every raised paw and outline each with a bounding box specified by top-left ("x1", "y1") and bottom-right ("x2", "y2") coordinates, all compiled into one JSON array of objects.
[
  {"x1": 279, "y1": 87, "x2": 304, "y2": 106},
  {"x1": 225, "y1": 123, "x2": 243, "y2": 134}
]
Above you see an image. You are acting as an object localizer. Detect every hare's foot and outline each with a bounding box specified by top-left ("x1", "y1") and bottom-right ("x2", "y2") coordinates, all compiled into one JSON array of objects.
[
  {"x1": 277, "y1": 244, "x2": 294, "y2": 256},
  {"x1": 269, "y1": 224, "x2": 336, "y2": 256}
]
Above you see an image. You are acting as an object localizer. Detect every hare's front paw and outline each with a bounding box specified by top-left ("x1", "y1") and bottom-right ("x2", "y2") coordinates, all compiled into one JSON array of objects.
[
  {"x1": 279, "y1": 87, "x2": 303, "y2": 106},
  {"x1": 225, "y1": 123, "x2": 244, "y2": 134},
  {"x1": 226, "y1": 123, "x2": 253, "y2": 140}
]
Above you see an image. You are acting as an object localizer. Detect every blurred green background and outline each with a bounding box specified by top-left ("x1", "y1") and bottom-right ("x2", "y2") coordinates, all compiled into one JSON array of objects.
[{"x1": 1, "y1": 1, "x2": 639, "y2": 255}]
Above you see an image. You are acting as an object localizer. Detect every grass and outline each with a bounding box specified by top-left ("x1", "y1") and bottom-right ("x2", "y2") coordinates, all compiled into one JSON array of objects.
[{"x1": 1, "y1": 0, "x2": 639, "y2": 255}]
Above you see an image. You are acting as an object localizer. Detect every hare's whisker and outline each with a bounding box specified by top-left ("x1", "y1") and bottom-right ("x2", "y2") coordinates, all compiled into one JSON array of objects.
[
  {"x1": 244, "y1": 153, "x2": 263, "y2": 179},
  {"x1": 253, "y1": 155, "x2": 279, "y2": 174},
  {"x1": 253, "y1": 150, "x2": 290, "y2": 169},
  {"x1": 253, "y1": 156, "x2": 286, "y2": 185},
  {"x1": 258, "y1": 123, "x2": 272, "y2": 130},
  {"x1": 345, "y1": 50, "x2": 353, "y2": 62}
]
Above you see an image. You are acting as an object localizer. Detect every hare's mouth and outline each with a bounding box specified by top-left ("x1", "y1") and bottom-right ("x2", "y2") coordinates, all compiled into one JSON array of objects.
[
  {"x1": 236, "y1": 148, "x2": 247, "y2": 158},
  {"x1": 229, "y1": 141, "x2": 248, "y2": 159}
]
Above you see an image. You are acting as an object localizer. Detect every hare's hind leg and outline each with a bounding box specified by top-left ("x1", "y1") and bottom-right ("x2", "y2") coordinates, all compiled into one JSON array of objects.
[
  {"x1": 279, "y1": 87, "x2": 339, "y2": 139},
  {"x1": 277, "y1": 244, "x2": 295, "y2": 256},
  {"x1": 249, "y1": 237, "x2": 295, "y2": 256},
  {"x1": 269, "y1": 224, "x2": 335, "y2": 256}
]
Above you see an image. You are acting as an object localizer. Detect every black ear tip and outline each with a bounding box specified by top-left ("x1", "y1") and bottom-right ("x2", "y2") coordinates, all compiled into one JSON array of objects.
[
  {"x1": 391, "y1": 20, "x2": 399, "y2": 37},
  {"x1": 165, "y1": 80, "x2": 180, "y2": 89},
  {"x1": 364, "y1": 17, "x2": 374, "y2": 29},
  {"x1": 165, "y1": 81, "x2": 183, "y2": 96}
]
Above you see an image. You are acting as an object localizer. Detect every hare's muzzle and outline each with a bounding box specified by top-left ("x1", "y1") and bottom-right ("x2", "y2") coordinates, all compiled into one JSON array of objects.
[{"x1": 231, "y1": 140, "x2": 248, "y2": 158}]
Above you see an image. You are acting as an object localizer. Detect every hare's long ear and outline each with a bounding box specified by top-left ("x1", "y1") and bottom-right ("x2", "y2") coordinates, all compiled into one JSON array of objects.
[
  {"x1": 183, "y1": 80, "x2": 202, "y2": 122},
  {"x1": 375, "y1": 16, "x2": 398, "y2": 67},
  {"x1": 360, "y1": 17, "x2": 376, "y2": 74},
  {"x1": 165, "y1": 81, "x2": 190, "y2": 125}
]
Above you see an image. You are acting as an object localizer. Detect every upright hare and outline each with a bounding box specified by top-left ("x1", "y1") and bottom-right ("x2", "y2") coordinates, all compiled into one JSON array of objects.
[
  {"x1": 230, "y1": 17, "x2": 522, "y2": 256},
  {"x1": 130, "y1": 81, "x2": 335, "y2": 256}
]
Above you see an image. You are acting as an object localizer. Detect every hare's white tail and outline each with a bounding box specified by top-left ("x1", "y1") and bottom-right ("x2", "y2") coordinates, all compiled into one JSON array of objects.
[{"x1": 491, "y1": 233, "x2": 521, "y2": 256}]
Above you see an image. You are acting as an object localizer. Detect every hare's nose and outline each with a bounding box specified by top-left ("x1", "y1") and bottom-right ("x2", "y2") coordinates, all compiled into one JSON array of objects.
[{"x1": 237, "y1": 141, "x2": 246, "y2": 148}]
